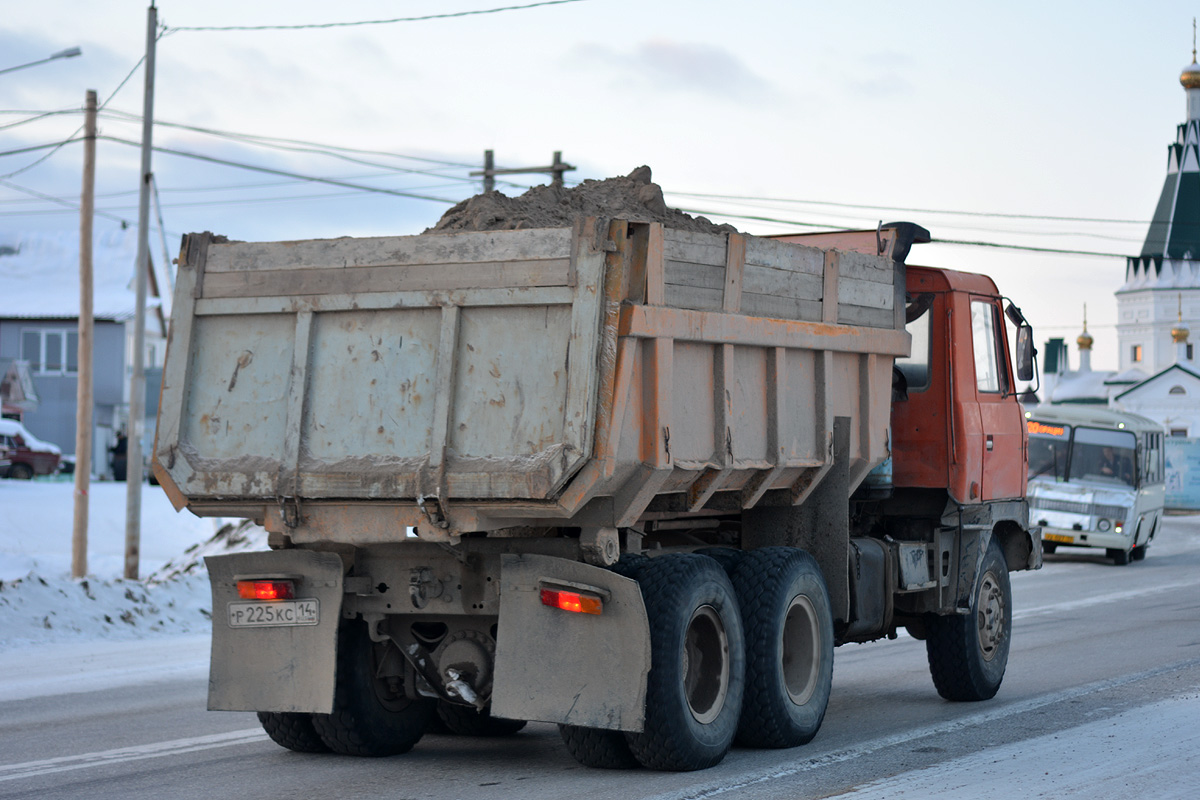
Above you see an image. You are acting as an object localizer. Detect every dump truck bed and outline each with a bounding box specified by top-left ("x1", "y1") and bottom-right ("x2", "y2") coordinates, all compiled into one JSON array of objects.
[{"x1": 154, "y1": 219, "x2": 909, "y2": 540}]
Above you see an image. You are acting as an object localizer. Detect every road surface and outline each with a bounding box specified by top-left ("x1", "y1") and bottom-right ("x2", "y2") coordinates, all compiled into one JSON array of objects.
[{"x1": 3, "y1": 518, "x2": 1199, "y2": 799}]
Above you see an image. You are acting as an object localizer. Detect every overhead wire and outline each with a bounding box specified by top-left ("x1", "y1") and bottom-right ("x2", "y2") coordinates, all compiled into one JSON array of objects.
[
  {"x1": 0, "y1": 178, "x2": 133, "y2": 226},
  {"x1": 666, "y1": 189, "x2": 1156, "y2": 226},
  {"x1": 98, "y1": 135, "x2": 462, "y2": 204},
  {"x1": 0, "y1": 45, "x2": 152, "y2": 180},
  {"x1": 162, "y1": 0, "x2": 588, "y2": 33}
]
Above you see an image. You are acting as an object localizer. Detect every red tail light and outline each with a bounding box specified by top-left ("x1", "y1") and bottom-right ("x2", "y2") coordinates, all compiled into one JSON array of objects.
[
  {"x1": 540, "y1": 587, "x2": 602, "y2": 615},
  {"x1": 237, "y1": 580, "x2": 295, "y2": 601}
]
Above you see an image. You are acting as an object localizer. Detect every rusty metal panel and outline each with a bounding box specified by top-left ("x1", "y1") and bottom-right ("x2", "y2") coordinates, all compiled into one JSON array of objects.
[
  {"x1": 160, "y1": 221, "x2": 909, "y2": 535},
  {"x1": 301, "y1": 308, "x2": 440, "y2": 468},
  {"x1": 206, "y1": 549, "x2": 343, "y2": 713},
  {"x1": 492, "y1": 553, "x2": 649, "y2": 731}
]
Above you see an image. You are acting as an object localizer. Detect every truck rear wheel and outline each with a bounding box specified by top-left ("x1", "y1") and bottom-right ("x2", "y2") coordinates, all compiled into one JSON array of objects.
[
  {"x1": 729, "y1": 548, "x2": 834, "y2": 748},
  {"x1": 312, "y1": 619, "x2": 435, "y2": 756},
  {"x1": 559, "y1": 724, "x2": 641, "y2": 769},
  {"x1": 624, "y1": 554, "x2": 745, "y2": 771},
  {"x1": 556, "y1": 553, "x2": 650, "y2": 771},
  {"x1": 257, "y1": 711, "x2": 331, "y2": 753},
  {"x1": 924, "y1": 536, "x2": 1011, "y2": 701},
  {"x1": 436, "y1": 702, "x2": 526, "y2": 736}
]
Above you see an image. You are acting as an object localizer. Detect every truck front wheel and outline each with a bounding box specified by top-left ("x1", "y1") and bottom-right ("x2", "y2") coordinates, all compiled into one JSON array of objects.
[
  {"x1": 624, "y1": 554, "x2": 745, "y2": 771},
  {"x1": 312, "y1": 619, "x2": 436, "y2": 756},
  {"x1": 924, "y1": 536, "x2": 1011, "y2": 701},
  {"x1": 729, "y1": 547, "x2": 834, "y2": 748}
]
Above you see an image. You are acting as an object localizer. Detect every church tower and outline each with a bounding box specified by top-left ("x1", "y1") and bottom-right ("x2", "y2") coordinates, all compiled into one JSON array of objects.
[{"x1": 1117, "y1": 48, "x2": 1200, "y2": 372}]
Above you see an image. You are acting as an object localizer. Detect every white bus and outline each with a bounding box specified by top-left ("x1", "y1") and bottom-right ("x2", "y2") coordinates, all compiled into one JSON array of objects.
[{"x1": 1024, "y1": 405, "x2": 1165, "y2": 565}]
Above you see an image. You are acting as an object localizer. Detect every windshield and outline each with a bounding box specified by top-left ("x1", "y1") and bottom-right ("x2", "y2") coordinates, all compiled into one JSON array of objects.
[
  {"x1": 1028, "y1": 420, "x2": 1069, "y2": 481},
  {"x1": 1027, "y1": 419, "x2": 1137, "y2": 488},
  {"x1": 1071, "y1": 427, "x2": 1137, "y2": 487}
]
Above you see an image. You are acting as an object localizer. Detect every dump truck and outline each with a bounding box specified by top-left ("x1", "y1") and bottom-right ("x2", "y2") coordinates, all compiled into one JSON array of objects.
[{"x1": 153, "y1": 216, "x2": 1040, "y2": 771}]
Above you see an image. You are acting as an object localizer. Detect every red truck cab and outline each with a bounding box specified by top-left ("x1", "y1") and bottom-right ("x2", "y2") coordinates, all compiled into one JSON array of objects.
[{"x1": 892, "y1": 265, "x2": 1028, "y2": 504}]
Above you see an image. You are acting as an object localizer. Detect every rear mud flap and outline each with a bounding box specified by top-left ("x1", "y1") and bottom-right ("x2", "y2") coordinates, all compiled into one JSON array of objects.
[
  {"x1": 206, "y1": 550, "x2": 344, "y2": 713},
  {"x1": 492, "y1": 554, "x2": 650, "y2": 732}
]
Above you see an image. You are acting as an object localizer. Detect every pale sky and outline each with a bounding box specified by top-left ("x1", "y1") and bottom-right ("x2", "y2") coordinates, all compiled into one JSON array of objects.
[{"x1": 3, "y1": 1, "x2": 1199, "y2": 374}]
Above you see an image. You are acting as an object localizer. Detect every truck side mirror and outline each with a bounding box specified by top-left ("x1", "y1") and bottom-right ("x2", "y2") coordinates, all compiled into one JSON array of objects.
[{"x1": 1016, "y1": 324, "x2": 1035, "y2": 382}]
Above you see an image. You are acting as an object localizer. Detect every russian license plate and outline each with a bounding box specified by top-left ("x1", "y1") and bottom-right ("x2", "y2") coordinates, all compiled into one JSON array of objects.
[
  {"x1": 1044, "y1": 533, "x2": 1074, "y2": 544},
  {"x1": 227, "y1": 599, "x2": 319, "y2": 628}
]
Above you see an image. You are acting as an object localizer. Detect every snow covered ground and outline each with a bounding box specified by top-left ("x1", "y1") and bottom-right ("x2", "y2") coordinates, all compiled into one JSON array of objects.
[{"x1": 0, "y1": 477, "x2": 266, "y2": 651}]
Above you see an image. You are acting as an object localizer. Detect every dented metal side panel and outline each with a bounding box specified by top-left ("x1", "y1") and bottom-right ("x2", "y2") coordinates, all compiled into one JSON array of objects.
[
  {"x1": 206, "y1": 549, "x2": 343, "y2": 713},
  {"x1": 156, "y1": 223, "x2": 607, "y2": 505},
  {"x1": 491, "y1": 553, "x2": 650, "y2": 731}
]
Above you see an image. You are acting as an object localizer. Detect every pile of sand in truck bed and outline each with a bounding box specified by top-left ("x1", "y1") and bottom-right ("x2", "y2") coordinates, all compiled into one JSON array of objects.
[{"x1": 425, "y1": 166, "x2": 737, "y2": 234}]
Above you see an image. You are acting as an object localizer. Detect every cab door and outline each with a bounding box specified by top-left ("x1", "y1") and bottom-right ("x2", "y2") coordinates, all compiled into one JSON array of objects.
[{"x1": 970, "y1": 296, "x2": 1026, "y2": 501}]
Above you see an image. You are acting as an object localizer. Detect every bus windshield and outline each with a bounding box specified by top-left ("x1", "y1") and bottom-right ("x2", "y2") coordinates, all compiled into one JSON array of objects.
[
  {"x1": 1027, "y1": 419, "x2": 1137, "y2": 488},
  {"x1": 1071, "y1": 427, "x2": 1137, "y2": 487},
  {"x1": 1028, "y1": 421, "x2": 1070, "y2": 482}
]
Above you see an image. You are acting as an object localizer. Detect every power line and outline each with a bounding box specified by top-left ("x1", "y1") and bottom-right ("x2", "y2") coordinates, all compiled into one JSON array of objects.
[
  {"x1": 0, "y1": 109, "x2": 79, "y2": 132},
  {"x1": 0, "y1": 50, "x2": 150, "y2": 180},
  {"x1": 99, "y1": 135, "x2": 462, "y2": 204},
  {"x1": 665, "y1": 190, "x2": 1155, "y2": 226},
  {"x1": 675, "y1": 206, "x2": 1134, "y2": 259},
  {"x1": 98, "y1": 109, "x2": 479, "y2": 171},
  {"x1": 0, "y1": 139, "x2": 81, "y2": 158},
  {"x1": 0, "y1": 178, "x2": 133, "y2": 226},
  {"x1": 163, "y1": 0, "x2": 587, "y2": 32}
]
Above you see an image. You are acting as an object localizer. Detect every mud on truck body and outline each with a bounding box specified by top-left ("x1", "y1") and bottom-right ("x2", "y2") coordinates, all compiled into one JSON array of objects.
[{"x1": 153, "y1": 218, "x2": 1040, "y2": 771}]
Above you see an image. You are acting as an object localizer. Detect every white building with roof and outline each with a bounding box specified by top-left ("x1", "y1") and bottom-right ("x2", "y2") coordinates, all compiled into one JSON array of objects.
[{"x1": 0, "y1": 228, "x2": 169, "y2": 476}]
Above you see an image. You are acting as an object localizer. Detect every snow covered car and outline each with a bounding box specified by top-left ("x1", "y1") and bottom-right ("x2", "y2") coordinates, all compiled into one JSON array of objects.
[{"x1": 0, "y1": 419, "x2": 61, "y2": 479}]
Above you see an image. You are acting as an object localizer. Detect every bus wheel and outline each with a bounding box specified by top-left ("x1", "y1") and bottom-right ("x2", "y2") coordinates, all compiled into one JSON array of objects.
[
  {"x1": 728, "y1": 547, "x2": 833, "y2": 749},
  {"x1": 1107, "y1": 547, "x2": 1131, "y2": 566},
  {"x1": 1130, "y1": 545, "x2": 1148, "y2": 562},
  {"x1": 925, "y1": 536, "x2": 1011, "y2": 701},
  {"x1": 625, "y1": 554, "x2": 744, "y2": 771}
]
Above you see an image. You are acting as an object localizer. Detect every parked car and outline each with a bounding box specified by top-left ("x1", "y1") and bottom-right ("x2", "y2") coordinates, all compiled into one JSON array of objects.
[{"x1": 0, "y1": 418, "x2": 62, "y2": 479}]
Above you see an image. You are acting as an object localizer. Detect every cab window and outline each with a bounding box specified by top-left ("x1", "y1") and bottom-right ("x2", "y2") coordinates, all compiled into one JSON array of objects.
[{"x1": 971, "y1": 300, "x2": 1004, "y2": 393}]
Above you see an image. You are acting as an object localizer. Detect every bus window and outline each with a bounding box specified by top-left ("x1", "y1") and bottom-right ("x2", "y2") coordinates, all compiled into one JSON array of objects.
[
  {"x1": 1027, "y1": 420, "x2": 1069, "y2": 481},
  {"x1": 1071, "y1": 427, "x2": 1137, "y2": 487}
]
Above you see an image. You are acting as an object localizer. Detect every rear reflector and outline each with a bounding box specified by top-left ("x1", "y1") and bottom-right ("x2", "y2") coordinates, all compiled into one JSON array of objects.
[
  {"x1": 540, "y1": 587, "x2": 602, "y2": 615},
  {"x1": 237, "y1": 580, "x2": 295, "y2": 601}
]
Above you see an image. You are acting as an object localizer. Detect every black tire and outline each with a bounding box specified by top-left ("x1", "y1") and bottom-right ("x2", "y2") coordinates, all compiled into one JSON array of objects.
[
  {"x1": 436, "y1": 702, "x2": 526, "y2": 736},
  {"x1": 1041, "y1": 540, "x2": 1057, "y2": 555},
  {"x1": 624, "y1": 554, "x2": 745, "y2": 771},
  {"x1": 559, "y1": 724, "x2": 641, "y2": 769},
  {"x1": 728, "y1": 548, "x2": 834, "y2": 748},
  {"x1": 925, "y1": 536, "x2": 1011, "y2": 702},
  {"x1": 1107, "y1": 547, "x2": 1131, "y2": 566},
  {"x1": 694, "y1": 547, "x2": 743, "y2": 574},
  {"x1": 1130, "y1": 545, "x2": 1148, "y2": 562},
  {"x1": 257, "y1": 711, "x2": 331, "y2": 753},
  {"x1": 9, "y1": 463, "x2": 33, "y2": 480},
  {"x1": 555, "y1": 552, "x2": 652, "y2": 770},
  {"x1": 312, "y1": 620, "x2": 436, "y2": 756}
]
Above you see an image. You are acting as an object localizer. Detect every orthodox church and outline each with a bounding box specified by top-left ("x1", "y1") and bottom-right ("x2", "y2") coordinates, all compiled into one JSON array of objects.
[
  {"x1": 1037, "y1": 47, "x2": 1200, "y2": 506},
  {"x1": 1041, "y1": 48, "x2": 1200, "y2": 441}
]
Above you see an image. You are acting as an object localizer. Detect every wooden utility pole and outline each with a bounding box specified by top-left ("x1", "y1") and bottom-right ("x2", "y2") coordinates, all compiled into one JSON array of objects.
[
  {"x1": 125, "y1": 2, "x2": 157, "y2": 580},
  {"x1": 72, "y1": 89, "x2": 97, "y2": 580},
  {"x1": 471, "y1": 150, "x2": 575, "y2": 193}
]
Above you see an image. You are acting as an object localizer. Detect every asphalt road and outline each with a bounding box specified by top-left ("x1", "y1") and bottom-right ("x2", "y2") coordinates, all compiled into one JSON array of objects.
[{"x1": 3, "y1": 518, "x2": 1199, "y2": 800}]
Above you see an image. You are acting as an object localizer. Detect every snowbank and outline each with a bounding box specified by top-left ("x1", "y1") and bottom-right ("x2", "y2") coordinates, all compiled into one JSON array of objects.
[{"x1": 0, "y1": 480, "x2": 267, "y2": 649}]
